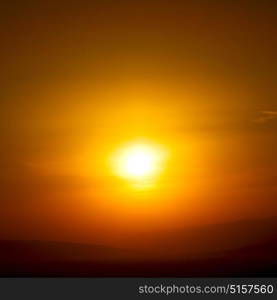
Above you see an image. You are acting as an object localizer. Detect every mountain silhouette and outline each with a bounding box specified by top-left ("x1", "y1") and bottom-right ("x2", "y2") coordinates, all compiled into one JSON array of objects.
[{"x1": 0, "y1": 216, "x2": 276, "y2": 276}]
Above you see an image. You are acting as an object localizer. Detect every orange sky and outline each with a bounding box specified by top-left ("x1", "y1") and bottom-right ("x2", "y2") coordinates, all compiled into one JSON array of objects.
[{"x1": 0, "y1": 0, "x2": 277, "y2": 247}]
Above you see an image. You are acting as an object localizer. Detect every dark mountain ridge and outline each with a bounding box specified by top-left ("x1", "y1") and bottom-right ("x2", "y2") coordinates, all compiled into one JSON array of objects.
[{"x1": 0, "y1": 216, "x2": 276, "y2": 276}]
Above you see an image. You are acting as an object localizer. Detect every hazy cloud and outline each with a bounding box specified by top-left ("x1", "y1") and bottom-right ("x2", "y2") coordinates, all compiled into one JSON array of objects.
[{"x1": 255, "y1": 111, "x2": 277, "y2": 123}]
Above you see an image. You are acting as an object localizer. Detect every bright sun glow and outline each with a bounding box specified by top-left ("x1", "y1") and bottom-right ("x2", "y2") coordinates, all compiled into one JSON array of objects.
[{"x1": 113, "y1": 142, "x2": 165, "y2": 180}]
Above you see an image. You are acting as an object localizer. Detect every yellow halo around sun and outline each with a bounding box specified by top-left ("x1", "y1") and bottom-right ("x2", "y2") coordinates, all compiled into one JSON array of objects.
[{"x1": 112, "y1": 142, "x2": 165, "y2": 180}]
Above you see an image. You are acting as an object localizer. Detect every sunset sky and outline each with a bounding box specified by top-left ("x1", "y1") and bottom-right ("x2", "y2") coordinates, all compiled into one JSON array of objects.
[{"x1": 1, "y1": 0, "x2": 277, "y2": 248}]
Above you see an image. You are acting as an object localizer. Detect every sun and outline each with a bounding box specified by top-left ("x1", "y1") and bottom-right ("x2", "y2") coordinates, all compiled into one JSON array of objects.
[
  {"x1": 120, "y1": 145, "x2": 155, "y2": 178},
  {"x1": 112, "y1": 142, "x2": 165, "y2": 180}
]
